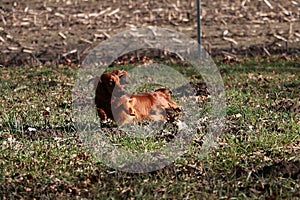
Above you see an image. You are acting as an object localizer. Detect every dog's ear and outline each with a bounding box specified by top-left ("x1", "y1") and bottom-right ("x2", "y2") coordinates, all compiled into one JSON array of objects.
[
  {"x1": 128, "y1": 98, "x2": 136, "y2": 116},
  {"x1": 113, "y1": 70, "x2": 128, "y2": 85},
  {"x1": 128, "y1": 107, "x2": 136, "y2": 116},
  {"x1": 113, "y1": 69, "x2": 127, "y2": 78},
  {"x1": 112, "y1": 69, "x2": 119, "y2": 75},
  {"x1": 118, "y1": 70, "x2": 127, "y2": 78}
]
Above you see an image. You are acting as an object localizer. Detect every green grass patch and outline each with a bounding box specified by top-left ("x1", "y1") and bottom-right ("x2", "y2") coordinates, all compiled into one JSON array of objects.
[{"x1": 0, "y1": 59, "x2": 299, "y2": 199}]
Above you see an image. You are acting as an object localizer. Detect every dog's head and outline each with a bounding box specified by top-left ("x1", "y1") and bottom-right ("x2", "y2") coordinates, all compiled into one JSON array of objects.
[{"x1": 100, "y1": 70, "x2": 127, "y2": 97}]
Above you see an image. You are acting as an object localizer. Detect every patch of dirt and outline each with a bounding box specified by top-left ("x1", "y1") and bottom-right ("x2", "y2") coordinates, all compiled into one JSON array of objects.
[
  {"x1": 0, "y1": 0, "x2": 299, "y2": 66},
  {"x1": 174, "y1": 82, "x2": 208, "y2": 97},
  {"x1": 255, "y1": 160, "x2": 300, "y2": 180},
  {"x1": 271, "y1": 98, "x2": 300, "y2": 114},
  {"x1": 21, "y1": 124, "x2": 77, "y2": 140}
]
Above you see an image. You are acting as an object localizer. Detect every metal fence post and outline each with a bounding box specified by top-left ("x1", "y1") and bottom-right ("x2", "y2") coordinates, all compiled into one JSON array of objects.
[{"x1": 197, "y1": 0, "x2": 202, "y2": 56}]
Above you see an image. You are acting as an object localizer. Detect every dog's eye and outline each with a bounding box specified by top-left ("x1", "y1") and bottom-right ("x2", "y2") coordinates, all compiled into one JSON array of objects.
[{"x1": 109, "y1": 79, "x2": 114, "y2": 85}]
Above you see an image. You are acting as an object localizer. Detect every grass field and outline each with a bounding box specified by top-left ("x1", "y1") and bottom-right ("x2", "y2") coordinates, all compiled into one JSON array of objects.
[{"x1": 0, "y1": 57, "x2": 299, "y2": 199}]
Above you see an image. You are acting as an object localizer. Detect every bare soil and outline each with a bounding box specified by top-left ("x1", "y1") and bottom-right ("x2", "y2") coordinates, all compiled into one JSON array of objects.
[
  {"x1": 256, "y1": 160, "x2": 300, "y2": 180},
  {"x1": 0, "y1": 0, "x2": 299, "y2": 66}
]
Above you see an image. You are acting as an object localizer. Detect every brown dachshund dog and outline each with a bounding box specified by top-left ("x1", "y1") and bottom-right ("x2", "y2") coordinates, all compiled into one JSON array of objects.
[
  {"x1": 111, "y1": 88, "x2": 181, "y2": 125},
  {"x1": 95, "y1": 69, "x2": 127, "y2": 121},
  {"x1": 95, "y1": 70, "x2": 181, "y2": 125}
]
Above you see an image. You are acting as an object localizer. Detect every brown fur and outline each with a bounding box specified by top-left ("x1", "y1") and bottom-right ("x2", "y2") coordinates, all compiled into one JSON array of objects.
[
  {"x1": 95, "y1": 70, "x2": 181, "y2": 125},
  {"x1": 95, "y1": 70, "x2": 127, "y2": 120},
  {"x1": 111, "y1": 88, "x2": 181, "y2": 125}
]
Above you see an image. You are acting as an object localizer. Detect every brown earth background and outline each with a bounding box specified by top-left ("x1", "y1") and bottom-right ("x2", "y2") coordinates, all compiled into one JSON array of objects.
[{"x1": 0, "y1": 0, "x2": 299, "y2": 66}]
